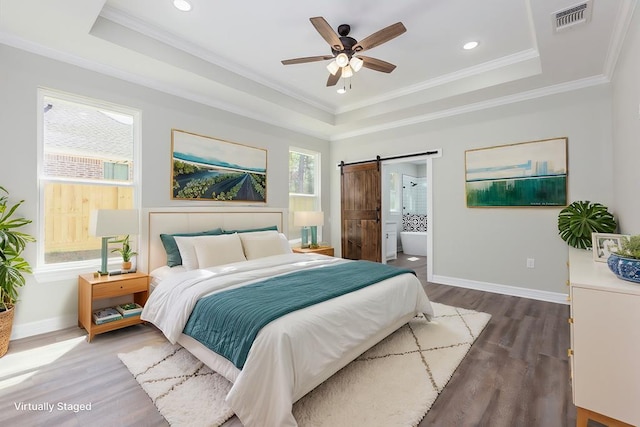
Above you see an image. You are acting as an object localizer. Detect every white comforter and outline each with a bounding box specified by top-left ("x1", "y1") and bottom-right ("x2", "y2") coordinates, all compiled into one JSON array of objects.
[{"x1": 142, "y1": 253, "x2": 433, "y2": 427}]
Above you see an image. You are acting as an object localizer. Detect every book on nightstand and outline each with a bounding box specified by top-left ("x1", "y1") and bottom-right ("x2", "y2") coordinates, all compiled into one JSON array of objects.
[
  {"x1": 115, "y1": 302, "x2": 143, "y2": 318},
  {"x1": 92, "y1": 307, "x2": 123, "y2": 325}
]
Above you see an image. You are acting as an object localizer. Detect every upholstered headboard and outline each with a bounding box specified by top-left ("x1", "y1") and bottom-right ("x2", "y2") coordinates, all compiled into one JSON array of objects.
[{"x1": 141, "y1": 207, "x2": 287, "y2": 273}]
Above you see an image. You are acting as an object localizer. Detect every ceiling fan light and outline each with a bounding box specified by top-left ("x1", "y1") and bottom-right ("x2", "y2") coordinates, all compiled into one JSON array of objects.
[
  {"x1": 335, "y1": 53, "x2": 349, "y2": 68},
  {"x1": 341, "y1": 65, "x2": 354, "y2": 78},
  {"x1": 326, "y1": 60, "x2": 340, "y2": 75},
  {"x1": 173, "y1": 0, "x2": 192, "y2": 11},
  {"x1": 350, "y1": 56, "x2": 364, "y2": 72},
  {"x1": 337, "y1": 87, "x2": 347, "y2": 94}
]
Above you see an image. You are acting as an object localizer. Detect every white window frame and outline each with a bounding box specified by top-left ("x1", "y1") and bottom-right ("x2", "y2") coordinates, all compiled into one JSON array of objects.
[
  {"x1": 288, "y1": 147, "x2": 321, "y2": 244},
  {"x1": 35, "y1": 88, "x2": 142, "y2": 281}
]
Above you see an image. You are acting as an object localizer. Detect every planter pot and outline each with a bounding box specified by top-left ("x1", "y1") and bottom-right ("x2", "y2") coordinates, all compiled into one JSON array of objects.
[
  {"x1": 0, "y1": 305, "x2": 15, "y2": 357},
  {"x1": 122, "y1": 261, "x2": 132, "y2": 271},
  {"x1": 607, "y1": 253, "x2": 640, "y2": 284}
]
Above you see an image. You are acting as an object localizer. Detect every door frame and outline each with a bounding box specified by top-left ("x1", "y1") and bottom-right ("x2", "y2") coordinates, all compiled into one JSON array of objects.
[{"x1": 381, "y1": 151, "x2": 440, "y2": 282}]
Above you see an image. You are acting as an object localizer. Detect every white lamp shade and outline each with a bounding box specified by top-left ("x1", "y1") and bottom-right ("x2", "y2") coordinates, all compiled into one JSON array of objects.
[
  {"x1": 350, "y1": 56, "x2": 364, "y2": 72},
  {"x1": 341, "y1": 65, "x2": 353, "y2": 78},
  {"x1": 335, "y1": 53, "x2": 349, "y2": 67},
  {"x1": 294, "y1": 211, "x2": 324, "y2": 227},
  {"x1": 326, "y1": 60, "x2": 340, "y2": 75},
  {"x1": 89, "y1": 209, "x2": 139, "y2": 237}
]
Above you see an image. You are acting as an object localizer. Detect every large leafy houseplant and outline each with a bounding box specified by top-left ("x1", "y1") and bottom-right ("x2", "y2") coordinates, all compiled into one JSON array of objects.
[
  {"x1": 557, "y1": 201, "x2": 617, "y2": 249},
  {"x1": 0, "y1": 186, "x2": 35, "y2": 311},
  {"x1": 0, "y1": 186, "x2": 35, "y2": 357}
]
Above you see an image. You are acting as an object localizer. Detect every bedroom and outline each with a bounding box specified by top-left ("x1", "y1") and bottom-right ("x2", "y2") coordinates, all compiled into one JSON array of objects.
[{"x1": 1, "y1": 0, "x2": 639, "y2": 426}]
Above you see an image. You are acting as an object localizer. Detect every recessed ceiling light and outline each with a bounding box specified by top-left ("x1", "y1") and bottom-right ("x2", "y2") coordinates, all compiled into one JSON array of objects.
[
  {"x1": 463, "y1": 41, "x2": 479, "y2": 50},
  {"x1": 173, "y1": 0, "x2": 192, "y2": 12}
]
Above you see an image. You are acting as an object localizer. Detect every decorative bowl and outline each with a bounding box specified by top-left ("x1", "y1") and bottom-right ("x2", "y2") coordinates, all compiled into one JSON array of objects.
[{"x1": 607, "y1": 253, "x2": 640, "y2": 284}]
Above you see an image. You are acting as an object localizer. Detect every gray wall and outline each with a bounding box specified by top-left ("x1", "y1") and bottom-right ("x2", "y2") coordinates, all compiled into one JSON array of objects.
[
  {"x1": 612, "y1": 6, "x2": 640, "y2": 234},
  {"x1": 0, "y1": 44, "x2": 330, "y2": 337},
  {"x1": 330, "y1": 85, "x2": 614, "y2": 296}
]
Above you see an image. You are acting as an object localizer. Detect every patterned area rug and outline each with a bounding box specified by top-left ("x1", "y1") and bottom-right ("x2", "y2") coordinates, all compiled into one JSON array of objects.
[{"x1": 118, "y1": 302, "x2": 491, "y2": 427}]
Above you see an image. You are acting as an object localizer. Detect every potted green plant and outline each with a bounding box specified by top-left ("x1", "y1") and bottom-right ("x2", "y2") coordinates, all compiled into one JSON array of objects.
[
  {"x1": 558, "y1": 201, "x2": 617, "y2": 249},
  {"x1": 607, "y1": 235, "x2": 640, "y2": 283},
  {"x1": 0, "y1": 186, "x2": 36, "y2": 357},
  {"x1": 111, "y1": 235, "x2": 137, "y2": 271}
]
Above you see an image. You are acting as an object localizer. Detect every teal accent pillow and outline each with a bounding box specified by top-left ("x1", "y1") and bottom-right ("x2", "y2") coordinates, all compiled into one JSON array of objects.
[
  {"x1": 223, "y1": 225, "x2": 278, "y2": 234},
  {"x1": 160, "y1": 228, "x2": 223, "y2": 267}
]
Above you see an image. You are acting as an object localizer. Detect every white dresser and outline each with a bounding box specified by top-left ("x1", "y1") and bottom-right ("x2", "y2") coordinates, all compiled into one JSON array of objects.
[{"x1": 569, "y1": 248, "x2": 640, "y2": 427}]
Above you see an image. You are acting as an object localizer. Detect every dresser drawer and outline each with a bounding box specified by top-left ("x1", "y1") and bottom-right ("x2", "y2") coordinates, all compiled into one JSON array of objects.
[{"x1": 93, "y1": 277, "x2": 148, "y2": 298}]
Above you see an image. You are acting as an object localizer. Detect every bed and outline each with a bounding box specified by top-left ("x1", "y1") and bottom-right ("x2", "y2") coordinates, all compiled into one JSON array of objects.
[{"x1": 140, "y1": 208, "x2": 434, "y2": 427}]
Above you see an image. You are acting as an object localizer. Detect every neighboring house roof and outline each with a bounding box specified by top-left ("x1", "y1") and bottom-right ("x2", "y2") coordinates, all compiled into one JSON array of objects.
[{"x1": 44, "y1": 97, "x2": 133, "y2": 161}]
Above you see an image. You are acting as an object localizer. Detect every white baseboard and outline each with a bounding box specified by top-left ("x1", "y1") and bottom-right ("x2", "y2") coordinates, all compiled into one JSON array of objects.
[
  {"x1": 431, "y1": 275, "x2": 569, "y2": 304},
  {"x1": 10, "y1": 314, "x2": 78, "y2": 341}
]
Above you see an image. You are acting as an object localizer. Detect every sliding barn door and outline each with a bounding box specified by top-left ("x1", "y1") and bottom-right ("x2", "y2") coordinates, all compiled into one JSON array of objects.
[{"x1": 341, "y1": 162, "x2": 381, "y2": 262}]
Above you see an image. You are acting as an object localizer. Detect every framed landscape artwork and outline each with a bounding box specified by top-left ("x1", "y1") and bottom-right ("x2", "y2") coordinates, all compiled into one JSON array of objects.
[
  {"x1": 171, "y1": 129, "x2": 267, "y2": 202},
  {"x1": 465, "y1": 137, "x2": 567, "y2": 207}
]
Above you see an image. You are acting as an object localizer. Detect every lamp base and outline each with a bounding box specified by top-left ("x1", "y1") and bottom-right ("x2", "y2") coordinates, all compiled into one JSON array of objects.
[
  {"x1": 98, "y1": 236, "x2": 112, "y2": 275},
  {"x1": 300, "y1": 227, "x2": 310, "y2": 249},
  {"x1": 310, "y1": 226, "x2": 319, "y2": 249}
]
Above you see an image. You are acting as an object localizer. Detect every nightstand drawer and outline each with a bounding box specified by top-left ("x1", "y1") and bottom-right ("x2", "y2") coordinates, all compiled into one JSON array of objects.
[
  {"x1": 293, "y1": 246, "x2": 334, "y2": 256},
  {"x1": 93, "y1": 277, "x2": 148, "y2": 298}
]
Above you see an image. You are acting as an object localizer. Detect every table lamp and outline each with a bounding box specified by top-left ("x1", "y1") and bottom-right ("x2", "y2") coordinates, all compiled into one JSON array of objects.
[
  {"x1": 294, "y1": 211, "x2": 324, "y2": 249},
  {"x1": 89, "y1": 209, "x2": 139, "y2": 275}
]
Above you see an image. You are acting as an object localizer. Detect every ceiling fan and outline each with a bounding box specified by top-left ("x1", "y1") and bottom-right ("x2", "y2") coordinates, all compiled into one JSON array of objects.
[{"x1": 281, "y1": 17, "x2": 406, "y2": 87}]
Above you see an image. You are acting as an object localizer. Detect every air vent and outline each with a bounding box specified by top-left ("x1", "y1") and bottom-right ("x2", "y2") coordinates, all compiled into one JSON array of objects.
[{"x1": 552, "y1": 1, "x2": 592, "y2": 32}]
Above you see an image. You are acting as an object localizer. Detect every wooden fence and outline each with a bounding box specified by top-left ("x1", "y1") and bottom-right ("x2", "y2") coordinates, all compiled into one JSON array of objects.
[{"x1": 44, "y1": 183, "x2": 134, "y2": 253}]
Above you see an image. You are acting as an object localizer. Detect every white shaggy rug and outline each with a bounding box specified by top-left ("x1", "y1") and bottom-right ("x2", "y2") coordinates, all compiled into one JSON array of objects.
[{"x1": 118, "y1": 302, "x2": 490, "y2": 427}]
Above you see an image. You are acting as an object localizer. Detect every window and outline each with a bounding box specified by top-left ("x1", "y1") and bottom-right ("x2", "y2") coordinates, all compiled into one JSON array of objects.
[
  {"x1": 389, "y1": 172, "x2": 400, "y2": 213},
  {"x1": 38, "y1": 90, "x2": 139, "y2": 269},
  {"x1": 288, "y1": 148, "x2": 321, "y2": 241}
]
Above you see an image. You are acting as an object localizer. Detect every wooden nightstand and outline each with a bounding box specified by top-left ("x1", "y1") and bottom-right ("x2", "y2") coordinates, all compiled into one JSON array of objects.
[
  {"x1": 293, "y1": 246, "x2": 334, "y2": 256},
  {"x1": 78, "y1": 272, "x2": 149, "y2": 342}
]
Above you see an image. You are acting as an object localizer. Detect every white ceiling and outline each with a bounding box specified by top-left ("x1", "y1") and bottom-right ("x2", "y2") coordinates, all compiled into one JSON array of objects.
[{"x1": 0, "y1": 0, "x2": 636, "y2": 140}]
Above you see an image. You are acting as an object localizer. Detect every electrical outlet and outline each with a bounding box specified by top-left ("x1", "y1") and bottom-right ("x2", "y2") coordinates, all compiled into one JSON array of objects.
[{"x1": 527, "y1": 258, "x2": 535, "y2": 268}]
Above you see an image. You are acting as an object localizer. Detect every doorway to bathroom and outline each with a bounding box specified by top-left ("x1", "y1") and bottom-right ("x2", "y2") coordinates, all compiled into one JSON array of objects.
[{"x1": 381, "y1": 152, "x2": 438, "y2": 282}]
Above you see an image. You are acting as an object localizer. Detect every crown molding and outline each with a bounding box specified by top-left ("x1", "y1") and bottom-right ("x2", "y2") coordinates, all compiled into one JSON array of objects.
[
  {"x1": 602, "y1": 0, "x2": 638, "y2": 80},
  {"x1": 335, "y1": 49, "x2": 540, "y2": 115},
  {"x1": 0, "y1": 30, "x2": 614, "y2": 144},
  {"x1": 331, "y1": 75, "x2": 609, "y2": 141}
]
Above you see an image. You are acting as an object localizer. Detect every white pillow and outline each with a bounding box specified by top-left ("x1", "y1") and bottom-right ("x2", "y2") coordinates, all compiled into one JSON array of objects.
[
  {"x1": 240, "y1": 232, "x2": 292, "y2": 260},
  {"x1": 192, "y1": 233, "x2": 247, "y2": 269},
  {"x1": 174, "y1": 236, "x2": 200, "y2": 270}
]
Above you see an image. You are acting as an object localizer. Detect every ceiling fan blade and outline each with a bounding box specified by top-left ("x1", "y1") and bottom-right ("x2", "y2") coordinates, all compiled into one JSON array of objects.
[
  {"x1": 281, "y1": 55, "x2": 335, "y2": 65},
  {"x1": 327, "y1": 67, "x2": 343, "y2": 86},
  {"x1": 310, "y1": 17, "x2": 344, "y2": 51},
  {"x1": 353, "y1": 22, "x2": 406, "y2": 52},
  {"x1": 358, "y1": 56, "x2": 397, "y2": 73}
]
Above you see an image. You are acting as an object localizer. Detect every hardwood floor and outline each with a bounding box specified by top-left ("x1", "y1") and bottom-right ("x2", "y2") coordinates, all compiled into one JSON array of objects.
[
  {"x1": 0, "y1": 255, "x2": 585, "y2": 426},
  {"x1": 389, "y1": 253, "x2": 579, "y2": 427}
]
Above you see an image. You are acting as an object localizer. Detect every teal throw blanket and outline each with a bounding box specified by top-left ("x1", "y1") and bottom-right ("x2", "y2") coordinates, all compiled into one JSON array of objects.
[{"x1": 183, "y1": 260, "x2": 415, "y2": 369}]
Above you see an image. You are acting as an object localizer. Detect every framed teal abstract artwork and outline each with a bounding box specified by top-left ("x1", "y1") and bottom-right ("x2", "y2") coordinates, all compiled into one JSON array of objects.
[{"x1": 465, "y1": 137, "x2": 567, "y2": 207}]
